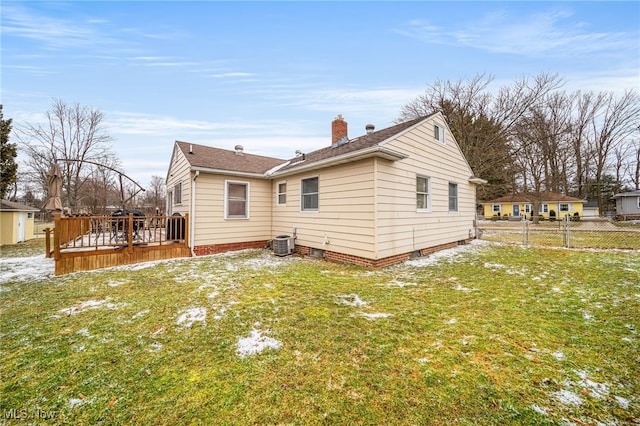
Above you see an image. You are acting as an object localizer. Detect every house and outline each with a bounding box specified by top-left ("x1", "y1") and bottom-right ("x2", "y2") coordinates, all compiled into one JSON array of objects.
[
  {"x1": 165, "y1": 113, "x2": 486, "y2": 267},
  {"x1": 613, "y1": 189, "x2": 640, "y2": 220},
  {"x1": 482, "y1": 192, "x2": 586, "y2": 220},
  {"x1": 582, "y1": 201, "x2": 599, "y2": 218},
  {"x1": 0, "y1": 199, "x2": 40, "y2": 245}
]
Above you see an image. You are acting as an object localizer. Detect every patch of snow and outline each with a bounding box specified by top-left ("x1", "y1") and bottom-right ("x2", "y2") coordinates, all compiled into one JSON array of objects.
[
  {"x1": 454, "y1": 284, "x2": 477, "y2": 293},
  {"x1": 176, "y1": 307, "x2": 207, "y2": 329},
  {"x1": 531, "y1": 404, "x2": 548, "y2": 416},
  {"x1": 614, "y1": 395, "x2": 630, "y2": 409},
  {"x1": 60, "y1": 299, "x2": 108, "y2": 316},
  {"x1": 553, "y1": 351, "x2": 566, "y2": 360},
  {"x1": 76, "y1": 328, "x2": 92, "y2": 337},
  {"x1": 337, "y1": 294, "x2": 367, "y2": 307},
  {"x1": 552, "y1": 287, "x2": 562, "y2": 293},
  {"x1": 582, "y1": 311, "x2": 594, "y2": 321},
  {"x1": 131, "y1": 310, "x2": 150, "y2": 320},
  {"x1": 148, "y1": 342, "x2": 163, "y2": 353},
  {"x1": 360, "y1": 312, "x2": 391, "y2": 320},
  {"x1": 207, "y1": 291, "x2": 219, "y2": 299},
  {"x1": 236, "y1": 329, "x2": 282, "y2": 358},
  {"x1": 107, "y1": 280, "x2": 125, "y2": 287},
  {"x1": 447, "y1": 318, "x2": 457, "y2": 324},
  {"x1": 552, "y1": 389, "x2": 583, "y2": 406},
  {"x1": 387, "y1": 280, "x2": 416, "y2": 288},
  {"x1": 416, "y1": 357, "x2": 430, "y2": 363},
  {"x1": 574, "y1": 370, "x2": 609, "y2": 400},
  {"x1": 402, "y1": 239, "x2": 491, "y2": 267},
  {"x1": 0, "y1": 255, "x2": 54, "y2": 284}
]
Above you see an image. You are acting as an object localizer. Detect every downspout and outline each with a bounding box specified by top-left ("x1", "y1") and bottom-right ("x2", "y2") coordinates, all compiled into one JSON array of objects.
[{"x1": 190, "y1": 171, "x2": 199, "y2": 256}]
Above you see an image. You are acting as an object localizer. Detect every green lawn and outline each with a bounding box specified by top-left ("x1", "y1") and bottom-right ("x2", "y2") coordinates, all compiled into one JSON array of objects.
[{"x1": 1, "y1": 241, "x2": 638, "y2": 425}]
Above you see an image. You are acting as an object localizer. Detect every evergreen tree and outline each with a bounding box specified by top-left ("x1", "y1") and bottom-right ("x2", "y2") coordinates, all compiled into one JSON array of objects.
[{"x1": 0, "y1": 105, "x2": 18, "y2": 200}]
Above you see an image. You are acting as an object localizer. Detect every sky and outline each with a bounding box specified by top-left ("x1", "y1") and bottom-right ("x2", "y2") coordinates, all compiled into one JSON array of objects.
[{"x1": 2, "y1": 1, "x2": 639, "y2": 188}]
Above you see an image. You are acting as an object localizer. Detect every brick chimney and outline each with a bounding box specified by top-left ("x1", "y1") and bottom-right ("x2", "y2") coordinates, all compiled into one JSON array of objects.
[{"x1": 331, "y1": 115, "x2": 348, "y2": 145}]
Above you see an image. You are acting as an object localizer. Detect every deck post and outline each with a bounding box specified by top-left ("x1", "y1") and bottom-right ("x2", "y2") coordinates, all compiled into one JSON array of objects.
[
  {"x1": 127, "y1": 214, "x2": 134, "y2": 252},
  {"x1": 53, "y1": 214, "x2": 61, "y2": 261},
  {"x1": 45, "y1": 228, "x2": 51, "y2": 258},
  {"x1": 184, "y1": 214, "x2": 190, "y2": 250}
]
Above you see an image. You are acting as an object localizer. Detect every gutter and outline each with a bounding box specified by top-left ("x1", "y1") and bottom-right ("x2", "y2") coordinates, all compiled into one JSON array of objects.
[
  {"x1": 271, "y1": 145, "x2": 409, "y2": 178},
  {"x1": 190, "y1": 166, "x2": 266, "y2": 179},
  {"x1": 190, "y1": 170, "x2": 199, "y2": 257}
]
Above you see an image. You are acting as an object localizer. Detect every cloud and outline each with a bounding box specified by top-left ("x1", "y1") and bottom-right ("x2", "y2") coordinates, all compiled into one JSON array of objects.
[{"x1": 396, "y1": 7, "x2": 636, "y2": 58}]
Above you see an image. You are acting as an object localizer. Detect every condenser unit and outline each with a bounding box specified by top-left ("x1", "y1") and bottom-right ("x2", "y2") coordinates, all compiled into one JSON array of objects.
[{"x1": 273, "y1": 235, "x2": 295, "y2": 256}]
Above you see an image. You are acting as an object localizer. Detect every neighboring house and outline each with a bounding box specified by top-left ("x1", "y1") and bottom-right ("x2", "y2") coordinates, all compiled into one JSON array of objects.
[
  {"x1": 0, "y1": 199, "x2": 40, "y2": 245},
  {"x1": 613, "y1": 190, "x2": 640, "y2": 220},
  {"x1": 166, "y1": 113, "x2": 486, "y2": 267},
  {"x1": 482, "y1": 192, "x2": 586, "y2": 220},
  {"x1": 582, "y1": 201, "x2": 600, "y2": 218}
]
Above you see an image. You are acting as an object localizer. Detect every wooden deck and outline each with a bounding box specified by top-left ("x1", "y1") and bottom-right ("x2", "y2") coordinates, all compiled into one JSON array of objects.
[{"x1": 47, "y1": 213, "x2": 191, "y2": 275}]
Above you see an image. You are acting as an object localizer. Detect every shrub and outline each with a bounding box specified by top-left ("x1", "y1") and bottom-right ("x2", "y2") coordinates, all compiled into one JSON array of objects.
[{"x1": 549, "y1": 210, "x2": 556, "y2": 222}]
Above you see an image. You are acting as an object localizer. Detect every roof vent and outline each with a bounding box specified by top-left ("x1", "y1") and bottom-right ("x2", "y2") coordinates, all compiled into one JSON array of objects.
[
  {"x1": 235, "y1": 145, "x2": 244, "y2": 155},
  {"x1": 189, "y1": 144, "x2": 193, "y2": 154},
  {"x1": 365, "y1": 124, "x2": 375, "y2": 134},
  {"x1": 295, "y1": 150, "x2": 303, "y2": 157}
]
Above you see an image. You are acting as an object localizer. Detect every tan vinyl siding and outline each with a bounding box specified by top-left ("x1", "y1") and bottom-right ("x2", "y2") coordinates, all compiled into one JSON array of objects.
[
  {"x1": 166, "y1": 146, "x2": 191, "y2": 216},
  {"x1": 193, "y1": 174, "x2": 273, "y2": 246},
  {"x1": 375, "y1": 117, "x2": 477, "y2": 258},
  {"x1": 271, "y1": 160, "x2": 377, "y2": 259}
]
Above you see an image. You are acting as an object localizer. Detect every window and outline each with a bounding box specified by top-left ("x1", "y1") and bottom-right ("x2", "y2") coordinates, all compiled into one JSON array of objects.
[
  {"x1": 416, "y1": 176, "x2": 431, "y2": 211},
  {"x1": 539, "y1": 204, "x2": 549, "y2": 213},
  {"x1": 301, "y1": 177, "x2": 319, "y2": 211},
  {"x1": 225, "y1": 181, "x2": 249, "y2": 219},
  {"x1": 637, "y1": 197, "x2": 640, "y2": 209},
  {"x1": 27, "y1": 212, "x2": 34, "y2": 219},
  {"x1": 492, "y1": 204, "x2": 501, "y2": 213},
  {"x1": 277, "y1": 182, "x2": 287, "y2": 205},
  {"x1": 448, "y1": 183, "x2": 458, "y2": 212},
  {"x1": 174, "y1": 182, "x2": 182, "y2": 204},
  {"x1": 524, "y1": 204, "x2": 532, "y2": 214},
  {"x1": 434, "y1": 124, "x2": 445, "y2": 143},
  {"x1": 560, "y1": 203, "x2": 570, "y2": 212}
]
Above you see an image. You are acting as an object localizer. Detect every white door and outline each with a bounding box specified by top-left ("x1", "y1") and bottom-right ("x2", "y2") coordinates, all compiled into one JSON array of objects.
[{"x1": 17, "y1": 212, "x2": 26, "y2": 242}]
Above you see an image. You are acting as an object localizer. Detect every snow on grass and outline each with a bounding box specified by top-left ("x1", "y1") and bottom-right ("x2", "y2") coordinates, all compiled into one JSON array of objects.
[
  {"x1": 360, "y1": 312, "x2": 392, "y2": 320},
  {"x1": 59, "y1": 299, "x2": 110, "y2": 316},
  {"x1": 531, "y1": 404, "x2": 549, "y2": 416},
  {"x1": 176, "y1": 307, "x2": 207, "y2": 329},
  {"x1": 0, "y1": 255, "x2": 54, "y2": 285},
  {"x1": 236, "y1": 329, "x2": 282, "y2": 358},
  {"x1": 551, "y1": 389, "x2": 583, "y2": 406},
  {"x1": 402, "y1": 239, "x2": 492, "y2": 267},
  {"x1": 336, "y1": 294, "x2": 367, "y2": 307}
]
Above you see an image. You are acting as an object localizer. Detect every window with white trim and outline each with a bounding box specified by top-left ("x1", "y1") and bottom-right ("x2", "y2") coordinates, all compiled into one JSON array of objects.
[
  {"x1": 492, "y1": 204, "x2": 501, "y2": 213},
  {"x1": 277, "y1": 181, "x2": 287, "y2": 205},
  {"x1": 301, "y1": 177, "x2": 319, "y2": 211},
  {"x1": 539, "y1": 204, "x2": 549, "y2": 213},
  {"x1": 416, "y1": 176, "x2": 431, "y2": 211},
  {"x1": 525, "y1": 204, "x2": 532, "y2": 214},
  {"x1": 448, "y1": 183, "x2": 458, "y2": 212},
  {"x1": 174, "y1": 182, "x2": 182, "y2": 204},
  {"x1": 559, "y1": 203, "x2": 570, "y2": 212},
  {"x1": 225, "y1": 181, "x2": 249, "y2": 219},
  {"x1": 434, "y1": 124, "x2": 445, "y2": 143}
]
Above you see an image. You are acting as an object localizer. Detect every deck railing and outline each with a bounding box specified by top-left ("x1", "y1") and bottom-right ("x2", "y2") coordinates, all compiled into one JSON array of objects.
[{"x1": 46, "y1": 213, "x2": 190, "y2": 271}]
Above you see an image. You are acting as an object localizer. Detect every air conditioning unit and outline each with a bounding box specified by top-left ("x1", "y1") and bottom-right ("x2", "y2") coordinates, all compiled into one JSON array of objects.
[{"x1": 273, "y1": 235, "x2": 295, "y2": 256}]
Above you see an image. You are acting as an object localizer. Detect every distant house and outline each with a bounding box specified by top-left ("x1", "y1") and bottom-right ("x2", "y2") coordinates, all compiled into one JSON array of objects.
[
  {"x1": 165, "y1": 113, "x2": 486, "y2": 267},
  {"x1": 0, "y1": 199, "x2": 40, "y2": 245},
  {"x1": 613, "y1": 190, "x2": 640, "y2": 220},
  {"x1": 582, "y1": 201, "x2": 599, "y2": 218},
  {"x1": 482, "y1": 192, "x2": 586, "y2": 220}
]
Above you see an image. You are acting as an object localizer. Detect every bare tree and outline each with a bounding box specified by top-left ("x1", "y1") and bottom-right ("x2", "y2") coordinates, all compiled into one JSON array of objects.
[
  {"x1": 17, "y1": 98, "x2": 117, "y2": 211},
  {"x1": 144, "y1": 175, "x2": 166, "y2": 215},
  {"x1": 397, "y1": 72, "x2": 563, "y2": 200},
  {"x1": 589, "y1": 90, "x2": 640, "y2": 211}
]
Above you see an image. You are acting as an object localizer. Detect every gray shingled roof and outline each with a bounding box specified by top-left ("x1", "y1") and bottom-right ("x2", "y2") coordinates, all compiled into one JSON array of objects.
[
  {"x1": 176, "y1": 142, "x2": 287, "y2": 175},
  {"x1": 1, "y1": 199, "x2": 40, "y2": 211},
  {"x1": 278, "y1": 116, "x2": 425, "y2": 173},
  {"x1": 175, "y1": 115, "x2": 428, "y2": 176}
]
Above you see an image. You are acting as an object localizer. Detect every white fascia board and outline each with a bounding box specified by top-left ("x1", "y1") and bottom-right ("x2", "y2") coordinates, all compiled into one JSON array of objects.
[{"x1": 190, "y1": 166, "x2": 266, "y2": 179}]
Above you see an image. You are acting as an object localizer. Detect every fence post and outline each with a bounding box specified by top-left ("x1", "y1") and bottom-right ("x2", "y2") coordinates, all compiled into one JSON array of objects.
[
  {"x1": 564, "y1": 215, "x2": 571, "y2": 248},
  {"x1": 521, "y1": 216, "x2": 528, "y2": 245}
]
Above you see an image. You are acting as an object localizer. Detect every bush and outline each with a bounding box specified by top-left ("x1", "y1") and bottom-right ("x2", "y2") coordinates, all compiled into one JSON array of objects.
[
  {"x1": 572, "y1": 212, "x2": 580, "y2": 222},
  {"x1": 549, "y1": 210, "x2": 556, "y2": 222}
]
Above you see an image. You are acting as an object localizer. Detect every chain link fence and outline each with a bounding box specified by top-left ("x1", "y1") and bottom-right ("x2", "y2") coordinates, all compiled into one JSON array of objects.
[{"x1": 477, "y1": 216, "x2": 640, "y2": 250}]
